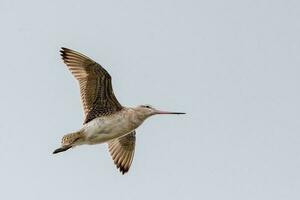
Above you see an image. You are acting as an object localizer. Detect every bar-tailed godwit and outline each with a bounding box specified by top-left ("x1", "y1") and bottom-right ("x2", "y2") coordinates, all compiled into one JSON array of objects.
[{"x1": 53, "y1": 48, "x2": 185, "y2": 174}]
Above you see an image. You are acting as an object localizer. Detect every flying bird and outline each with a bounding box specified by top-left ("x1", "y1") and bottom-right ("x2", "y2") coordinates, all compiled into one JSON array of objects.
[{"x1": 53, "y1": 47, "x2": 185, "y2": 174}]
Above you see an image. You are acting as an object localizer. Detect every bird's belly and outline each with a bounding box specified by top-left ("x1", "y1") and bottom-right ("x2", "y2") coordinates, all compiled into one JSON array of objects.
[{"x1": 83, "y1": 117, "x2": 134, "y2": 144}]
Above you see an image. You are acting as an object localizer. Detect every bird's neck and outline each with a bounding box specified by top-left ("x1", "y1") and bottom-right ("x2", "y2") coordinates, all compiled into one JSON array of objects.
[{"x1": 125, "y1": 108, "x2": 149, "y2": 129}]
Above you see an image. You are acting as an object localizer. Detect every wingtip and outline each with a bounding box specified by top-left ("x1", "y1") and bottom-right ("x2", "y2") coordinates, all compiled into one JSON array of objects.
[
  {"x1": 60, "y1": 47, "x2": 71, "y2": 55},
  {"x1": 114, "y1": 162, "x2": 129, "y2": 175},
  {"x1": 60, "y1": 47, "x2": 69, "y2": 60},
  {"x1": 120, "y1": 167, "x2": 129, "y2": 175},
  {"x1": 61, "y1": 47, "x2": 68, "y2": 51}
]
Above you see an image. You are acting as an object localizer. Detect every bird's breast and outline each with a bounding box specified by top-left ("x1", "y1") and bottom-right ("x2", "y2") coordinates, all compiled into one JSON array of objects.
[{"x1": 83, "y1": 111, "x2": 140, "y2": 144}]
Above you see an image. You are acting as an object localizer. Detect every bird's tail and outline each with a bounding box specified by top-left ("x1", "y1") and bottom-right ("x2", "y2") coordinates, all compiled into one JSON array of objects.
[{"x1": 53, "y1": 130, "x2": 84, "y2": 154}]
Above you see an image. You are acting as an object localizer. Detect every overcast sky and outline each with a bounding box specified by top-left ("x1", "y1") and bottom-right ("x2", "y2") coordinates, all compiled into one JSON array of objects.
[{"x1": 0, "y1": 0, "x2": 299, "y2": 199}]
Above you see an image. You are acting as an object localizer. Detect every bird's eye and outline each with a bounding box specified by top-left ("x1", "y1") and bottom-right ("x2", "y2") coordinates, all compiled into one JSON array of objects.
[{"x1": 146, "y1": 106, "x2": 150, "y2": 108}]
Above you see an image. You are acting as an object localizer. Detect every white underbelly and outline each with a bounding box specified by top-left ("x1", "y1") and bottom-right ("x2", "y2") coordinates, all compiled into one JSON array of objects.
[{"x1": 83, "y1": 116, "x2": 135, "y2": 144}]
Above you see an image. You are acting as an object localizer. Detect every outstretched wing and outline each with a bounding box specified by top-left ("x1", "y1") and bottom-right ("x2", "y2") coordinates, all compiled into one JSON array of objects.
[
  {"x1": 60, "y1": 47, "x2": 123, "y2": 124},
  {"x1": 108, "y1": 132, "x2": 136, "y2": 174}
]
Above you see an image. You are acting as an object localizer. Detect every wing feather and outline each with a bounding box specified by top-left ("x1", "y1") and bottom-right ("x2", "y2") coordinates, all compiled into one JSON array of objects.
[
  {"x1": 60, "y1": 47, "x2": 123, "y2": 124},
  {"x1": 108, "y1": 132, "x2": 136, "y2": 174}
]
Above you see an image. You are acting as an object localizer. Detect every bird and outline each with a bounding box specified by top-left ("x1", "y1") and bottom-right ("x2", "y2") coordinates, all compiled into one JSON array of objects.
[{"x1": 53, "y1": 47, "x2": 185, "y2": 174}]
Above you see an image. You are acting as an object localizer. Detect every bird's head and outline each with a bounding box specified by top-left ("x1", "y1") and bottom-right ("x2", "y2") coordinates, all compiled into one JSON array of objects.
[{"x1": 134, "y1": 104, "x2": 185, "y2": 118}]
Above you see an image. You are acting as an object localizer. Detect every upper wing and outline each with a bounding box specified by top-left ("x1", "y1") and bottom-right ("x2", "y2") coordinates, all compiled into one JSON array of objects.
[
  {"x1": 108, "y1": 131, "x2": 136, "y2": 174},
  {"x1": 60, "y1": 47, "x2": 123, "y2": 124}
]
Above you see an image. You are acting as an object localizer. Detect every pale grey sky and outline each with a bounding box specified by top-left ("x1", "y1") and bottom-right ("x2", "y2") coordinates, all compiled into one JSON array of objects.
[{"x1": 0, "y1": 0, "x2": 299, "y2": 199}]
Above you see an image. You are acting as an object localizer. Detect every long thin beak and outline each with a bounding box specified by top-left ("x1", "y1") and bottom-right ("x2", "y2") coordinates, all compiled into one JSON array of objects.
[{"x1": 155, "y1": 110, "x2": 186, "y2": 115}]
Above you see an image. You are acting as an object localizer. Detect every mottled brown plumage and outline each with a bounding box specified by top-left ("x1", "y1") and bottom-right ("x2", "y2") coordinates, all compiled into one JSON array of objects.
[
  {"x1": 59, "y1": 47, "x2": 136, "y2": 173},
  {"x1": 54, "y1": 47, "x2": 185, "y2": 175},
  {"x1": 60, "y1": 47, "x2": 122, "y2": 124}
]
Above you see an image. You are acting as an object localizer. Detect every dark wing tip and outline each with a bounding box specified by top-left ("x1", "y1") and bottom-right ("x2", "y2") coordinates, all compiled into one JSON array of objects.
[
  {"x1": 60, "y1": 47, "x2": 68, "y2": 55},
  {"x1": 115, "y1": 162, "x2": 130, "y2": 175},
  {"x1": 60, "y1": 47, "x2": 68, "y2": 60},
  {"x1": 116, "y1": 163, "x2": 129, "y2": 175},
  {"x1": 60, "y1": 47, "x2": 75, "y2": 55},
  {"x1": 59, "y1": 47, "x2": 91, "y2": 63},
  {"x1": 59, "y1": 47, "x2": 81, "y2": 63},
  {"x1": 61, "y1": 47, "x2": 70, "y2": 51}
]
